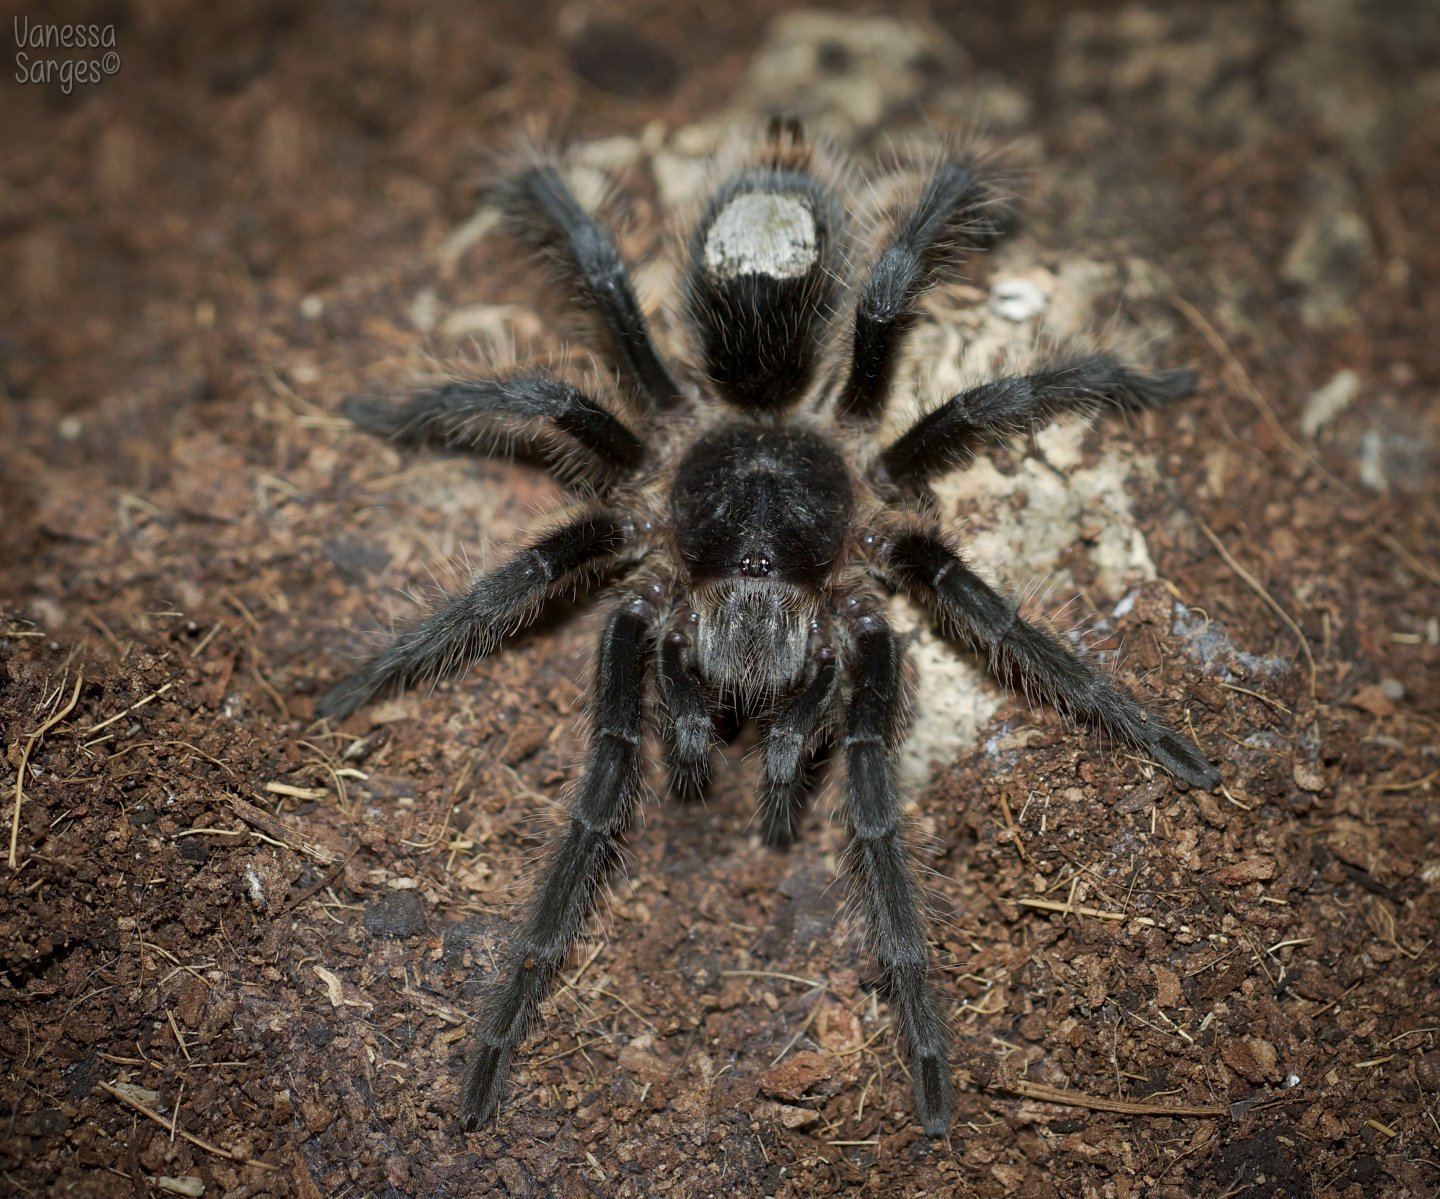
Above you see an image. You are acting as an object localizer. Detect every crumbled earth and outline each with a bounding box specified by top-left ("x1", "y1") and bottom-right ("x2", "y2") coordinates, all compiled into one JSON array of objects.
[{"x1": 3, "y1": 3, "x2": 1438, "y2": 1197}]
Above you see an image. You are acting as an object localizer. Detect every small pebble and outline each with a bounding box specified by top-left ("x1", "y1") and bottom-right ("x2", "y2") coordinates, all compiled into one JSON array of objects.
[
  {"x1": 1299, "y1": 368, "x2": 1360, "y2": 438},
  {"x1": 990, "y1": 277, "x2": 1047, "y2": 321},
  {"x1": 363, "y1": 889, "x2": 428, "y2": 939}
]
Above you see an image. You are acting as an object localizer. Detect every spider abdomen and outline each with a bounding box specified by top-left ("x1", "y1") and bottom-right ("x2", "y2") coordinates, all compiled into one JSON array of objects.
[{"x1": 686, "y1": 167, "x2": 848, "y2": 410}]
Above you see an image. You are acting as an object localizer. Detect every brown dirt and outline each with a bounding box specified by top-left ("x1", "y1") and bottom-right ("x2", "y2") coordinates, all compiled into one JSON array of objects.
[{"x1": 3, "y1": 2, "x2": 1438, "y2": 1197}]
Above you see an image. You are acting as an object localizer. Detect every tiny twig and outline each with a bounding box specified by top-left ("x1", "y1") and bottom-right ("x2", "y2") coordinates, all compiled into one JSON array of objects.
[
  {"x1": 720, "y1": 969, "x2": 826, "y2": 989},
  {"x1": 995, "y1": 1078, "x2": 1225, "y2": 1118},
  {"x1": 997, "y1": 792, "x2": 1032, "y2": 867},
  {"x1": 83, "y1": 680, "x2": 174, "y2": 735},
  {"x1": 274, "y1": 850, "x2": 358, "y2": 918},
  {"x1": 246, "y1": 643, "x2": 290, "y2": 720},
  {"x1": 170, "y1": 1079, "x2": 184, "y2": 1142},
  {"x1": 770, "y1": 994, "x2": 824, "y2": 1068},
  {"x1": 228, "y1": 794, "x2": 341, "y2": 864},
  {"x1": 1218, "y1": 682, "x2": 1291, "y2": 716},
  {"x1": 1369, "y1": 769, "x2": 1439, "y2": 795},
  {"x1": 10, "y1": 673, "x2": 84, "y2": 868},
  {"x1": 166, "y1": 1011, "x2": 192, "y2": 1062},
  {"x1": 97, "y1": 1081, "x2": 277, "y2": 1170},
  {"x1": 1016, "y1": 897, "x2": 1157, "y2": 926},
  {"x1": 1196, "y1": 516, "x2": 1316, "y2": 698}
]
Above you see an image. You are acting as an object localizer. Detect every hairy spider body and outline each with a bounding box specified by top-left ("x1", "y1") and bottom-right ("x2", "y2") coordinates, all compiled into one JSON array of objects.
[{"x1": 319, "y1": 123, "x2": 1220, "y2": 1137}]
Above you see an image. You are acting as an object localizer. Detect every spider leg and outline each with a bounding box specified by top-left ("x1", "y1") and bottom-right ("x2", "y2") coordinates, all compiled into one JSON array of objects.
[
  {"x1": 881, "y1": 529, "x2": 1220, "y2": 789},
  {"x1": 841, "y1": 603, "x2": 952, "y2": 1135},
  {"x1": 759, "y1": 653, "x2": 838, "y2": 849},
  {"x1": 656, "y1": 609, "x2": 716, "y2": 801},
  {"x1": 502, "y1": 166, "x2": 683, "y2": 410},
  {"x1": 839, "y1": 161, "x2": 1010, "y2": 420},
  {"x1": 342, "y1": 377, "x2": 646, "y2": 486},
  {"x1": 317, "y1": 512, "x2": 632, "y2": 719},
  {"x1": 878, "y1": 355, "x2": 1197, "y2": 487},
  {"x1": 460, "y1": 587, "x2": 662, "y2": 1128}
]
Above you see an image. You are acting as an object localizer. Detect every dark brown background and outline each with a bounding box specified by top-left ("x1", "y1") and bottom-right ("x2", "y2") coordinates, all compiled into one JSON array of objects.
[{"x1": 2, "y1": 1, "x2": 1437, "y2": 1196}]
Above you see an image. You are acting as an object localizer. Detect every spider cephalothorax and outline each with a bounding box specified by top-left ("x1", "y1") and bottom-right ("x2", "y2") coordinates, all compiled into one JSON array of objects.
[{"x1": 318, "y1": 121, "x2": 1219, "y2": 1137}]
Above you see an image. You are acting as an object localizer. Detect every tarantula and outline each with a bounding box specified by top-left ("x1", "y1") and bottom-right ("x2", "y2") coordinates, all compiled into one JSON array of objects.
[{"x1": 318, "y1": 122, "x2": 1220, "y2": 1136}]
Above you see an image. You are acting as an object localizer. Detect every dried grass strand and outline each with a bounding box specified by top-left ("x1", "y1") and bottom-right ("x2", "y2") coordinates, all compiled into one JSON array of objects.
[{"x1": 9, "y1": 672, "x2": 84, "y2": 868}]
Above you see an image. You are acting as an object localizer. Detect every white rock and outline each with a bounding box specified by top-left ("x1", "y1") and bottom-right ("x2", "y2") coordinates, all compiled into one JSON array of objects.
[
  {"x1": 1300, "y1": 368, "x2": 1361, "y2": 438},
  {"x1": 990, "y1": 277, "x2": 1049, "y2": 322}
]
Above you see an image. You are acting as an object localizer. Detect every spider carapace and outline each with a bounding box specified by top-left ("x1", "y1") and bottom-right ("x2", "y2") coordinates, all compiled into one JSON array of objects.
[{"x1": 318, "y1": 121, "x2": 1220, "y2": 1136}]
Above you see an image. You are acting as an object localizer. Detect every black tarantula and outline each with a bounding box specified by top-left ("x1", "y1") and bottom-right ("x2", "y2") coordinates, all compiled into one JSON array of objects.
[{"x1": 318, "y1": 121, "x2": 1220, "y2": 1136}]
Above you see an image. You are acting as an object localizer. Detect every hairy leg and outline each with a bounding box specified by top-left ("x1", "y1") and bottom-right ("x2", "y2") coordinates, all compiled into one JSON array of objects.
[
  {"x1": 655, "y1": 607, "x2": 716, "y2": 801},
  {"x1": 342, "y1": 377, "x2": 645, "y2": 486},
  {"x1": 460, "y1": 587, "x2": 662, "y2": 1128},
  {"x1": 881, "y1": 529, "x2": 1219, "y2": 789},
  {"x1": 502, "y1": 166, "x2": 683, "y2": 410},
  {"x1": 841, "y1": 601, "x2": 952, "y2": 1135},
  {"x1": 839, "y1": 161, "x2": 1010, "y2": 420},
  {"x1": 879, "y1": 355, "x2": 1197, "y2": 486},
  {"x1": 759, "y1": 650, "x2": 838, "y2": 848},
  {"x1": 318, "y1": 512, "x2": 632, "y2": 719}
]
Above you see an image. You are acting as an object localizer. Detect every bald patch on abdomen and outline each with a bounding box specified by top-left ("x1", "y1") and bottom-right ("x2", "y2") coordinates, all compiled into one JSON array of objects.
[{"x1": 702, "y1": 193, "x2": 818, "y2": 281}]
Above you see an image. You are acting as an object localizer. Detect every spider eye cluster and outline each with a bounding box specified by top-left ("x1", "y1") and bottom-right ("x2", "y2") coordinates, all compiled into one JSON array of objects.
[{"x1": 670, "y1": 424, "x2": 852, "y2": 589}]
